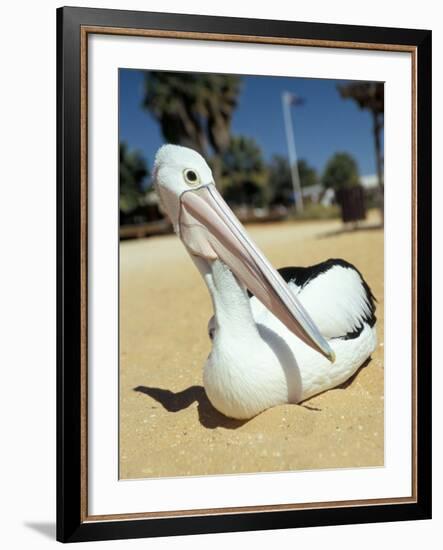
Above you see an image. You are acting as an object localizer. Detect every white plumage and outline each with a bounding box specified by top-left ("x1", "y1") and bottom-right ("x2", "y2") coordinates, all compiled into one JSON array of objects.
[
  {"x1": 267, "y1": 264, "x2": 375, "y2": 340},
  {"x1": 203, "y1": 260, "x2": 377, "y2": 419}
]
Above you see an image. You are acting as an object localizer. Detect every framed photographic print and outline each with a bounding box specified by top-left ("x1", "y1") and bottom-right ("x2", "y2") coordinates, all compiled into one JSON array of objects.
[{"x1": 57, "y1": 6, "x2": 432, "y2": 543}]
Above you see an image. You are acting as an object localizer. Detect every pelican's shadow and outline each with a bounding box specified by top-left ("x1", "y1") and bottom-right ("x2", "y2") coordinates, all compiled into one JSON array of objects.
[
  {"x1": 317, "y1": 223, "x2": 383, "y2": 239},
  {"x1": 134, "y1": 385, "x2": 248, "y2": 429}
]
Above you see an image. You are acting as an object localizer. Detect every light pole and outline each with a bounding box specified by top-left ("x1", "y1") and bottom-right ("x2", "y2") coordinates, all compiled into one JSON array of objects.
[{"x1": 281, "y1": 91, "x2": 304, "y2": 213}]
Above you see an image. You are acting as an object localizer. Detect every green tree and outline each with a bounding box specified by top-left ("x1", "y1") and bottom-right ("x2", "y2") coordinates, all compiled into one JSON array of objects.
[
  {"x1": 268, "y1": 155, "x2": 319, "y2": 205},
  {"x1": 119, "y1": 142, "x2": 149, "y2": 215},
  {"x1": 297, "y1": 159, "x2": 319, "y2": 188},
  {"x1": 142, "y1": 71, "x2": 241, "y2": 180},
  {"x1": 322, "y1": 152, "x2": 360, "y2": 192},
  {"x1": 220, "y1": 136, "x2": 268, "y2": 207},
  {"x1": 338, "y1": 82, "x2": 384, "y2": 221},
  {"x1": 268, "y1": 155, "x2": 291, "y2": 205}
]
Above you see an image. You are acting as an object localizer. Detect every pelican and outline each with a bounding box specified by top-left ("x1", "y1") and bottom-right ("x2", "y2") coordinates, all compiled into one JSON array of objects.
[{"x1": 154, "y1": 144, "x2": 377, "y2": 420}]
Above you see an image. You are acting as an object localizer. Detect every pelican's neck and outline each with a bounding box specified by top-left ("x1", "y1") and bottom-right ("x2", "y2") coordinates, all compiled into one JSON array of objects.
[{"x1": 193, "y1": 256, "x2": 259, "y2": 339}]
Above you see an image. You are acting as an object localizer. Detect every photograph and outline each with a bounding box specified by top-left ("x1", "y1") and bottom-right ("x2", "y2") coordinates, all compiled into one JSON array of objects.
[{"x1": 118, "y1": 69, "x2": 385, "y2": 480}]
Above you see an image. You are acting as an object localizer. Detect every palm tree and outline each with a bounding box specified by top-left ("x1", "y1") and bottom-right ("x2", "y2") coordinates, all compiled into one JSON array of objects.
[
  {"x1": 142, "y1": 71, "x2": 242, "y2": 180},
  {"x1": 338, "y1": 82, "x2": 384, "y2": 222}
]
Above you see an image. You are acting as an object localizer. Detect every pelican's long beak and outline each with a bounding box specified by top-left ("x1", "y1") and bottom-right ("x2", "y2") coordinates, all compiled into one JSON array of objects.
[{"x1": 178, "y1": 185, "x2": 335, "y2": 362}]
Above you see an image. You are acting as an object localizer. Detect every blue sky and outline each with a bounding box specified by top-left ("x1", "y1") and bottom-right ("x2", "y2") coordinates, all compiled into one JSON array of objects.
[{"x1": 119, "y1": 69, "x2": 382, "y2": 179}]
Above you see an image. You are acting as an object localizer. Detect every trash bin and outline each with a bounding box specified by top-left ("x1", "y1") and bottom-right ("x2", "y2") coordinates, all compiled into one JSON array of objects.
[{"x1": 335, "y1": 185, "x2": 366, "y2": 224}]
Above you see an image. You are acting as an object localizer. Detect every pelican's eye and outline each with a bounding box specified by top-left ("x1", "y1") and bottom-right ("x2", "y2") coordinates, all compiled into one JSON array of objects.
[{"x1": 183, "y1": 168, "x2": 200, "y2": 186}]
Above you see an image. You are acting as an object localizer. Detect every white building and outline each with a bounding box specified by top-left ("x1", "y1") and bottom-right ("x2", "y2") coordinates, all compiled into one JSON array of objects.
[{"x1": 360, "y1": 174, "x2": 379, "y2": 189}]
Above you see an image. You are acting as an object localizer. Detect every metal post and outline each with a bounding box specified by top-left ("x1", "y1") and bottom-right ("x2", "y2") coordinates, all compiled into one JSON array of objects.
[{"x1": 282, "y1": 92, "x2": 304, "y2": 213}]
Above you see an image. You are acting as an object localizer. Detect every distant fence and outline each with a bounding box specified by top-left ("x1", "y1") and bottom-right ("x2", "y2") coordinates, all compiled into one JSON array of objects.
[
  {"x1": 119, "y1": 219, "x2": 173, "y2": 240},
  {"x1": 119, "y1": 207, "x2": 288, "y2": 240}
]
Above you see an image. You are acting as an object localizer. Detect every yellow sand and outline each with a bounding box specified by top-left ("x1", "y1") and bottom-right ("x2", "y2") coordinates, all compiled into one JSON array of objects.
[{"x1": 119, "y1": 213, "x2": 384, "y2": 479}]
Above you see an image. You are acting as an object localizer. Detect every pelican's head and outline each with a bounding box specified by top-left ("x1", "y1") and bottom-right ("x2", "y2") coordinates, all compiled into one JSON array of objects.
[
  {"x1": 154, "y1": 144, "x2": 334, "y2": 362},
  {"x1": 154, "y1": 144, "x2": 215, "y2": 231}
]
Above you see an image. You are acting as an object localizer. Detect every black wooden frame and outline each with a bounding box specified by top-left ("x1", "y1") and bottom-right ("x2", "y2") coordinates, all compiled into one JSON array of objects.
[{"x1": 57, "y1": 6, "x2": 432, "y2": 543}]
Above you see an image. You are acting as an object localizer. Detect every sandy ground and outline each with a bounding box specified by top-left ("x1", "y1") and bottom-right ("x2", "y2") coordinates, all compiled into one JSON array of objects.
[{"x1": 119, "y1": 212, "x2": 384, "y2": 479}]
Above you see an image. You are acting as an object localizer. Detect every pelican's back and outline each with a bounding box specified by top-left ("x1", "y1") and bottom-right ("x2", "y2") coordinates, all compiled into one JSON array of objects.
[
  {"x1": 248, "y1": 259, "x2": 378, "y2": 402},
  {"x1": 278, "y1": 259, "x2": 376, "y2": 341}
]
